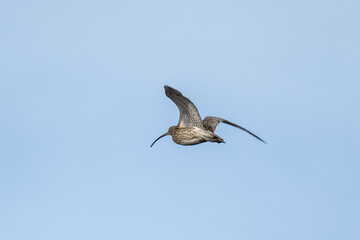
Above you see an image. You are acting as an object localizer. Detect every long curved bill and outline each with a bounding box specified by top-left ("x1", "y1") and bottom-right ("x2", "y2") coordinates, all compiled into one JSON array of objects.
[{"x1": 150, "y1": 132, "x2": 170, "y2": 147}]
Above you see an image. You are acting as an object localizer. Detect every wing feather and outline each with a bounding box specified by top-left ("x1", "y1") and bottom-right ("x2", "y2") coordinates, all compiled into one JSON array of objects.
[
  {"x1": 203, "y1": 116, "x2": 266, "y2": 143},
  {"x1": 164, "y1": 85, "x2": 203, "y2": 127}
]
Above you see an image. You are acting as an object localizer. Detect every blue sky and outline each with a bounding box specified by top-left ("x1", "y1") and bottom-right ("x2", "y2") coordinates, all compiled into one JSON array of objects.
[{"x1": 1, "y1": 0, "x2": 359, "y2": 239}]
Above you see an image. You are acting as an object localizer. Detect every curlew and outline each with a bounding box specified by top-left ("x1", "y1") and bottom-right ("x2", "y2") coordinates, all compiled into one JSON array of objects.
[{"x1": 150, "y1": 85, "x2": 266, "y2": 147}]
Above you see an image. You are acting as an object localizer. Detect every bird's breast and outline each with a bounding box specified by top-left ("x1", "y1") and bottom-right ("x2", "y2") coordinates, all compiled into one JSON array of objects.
[{"x1": 171, "y1": 127, "x2": 212, "y2": 146}]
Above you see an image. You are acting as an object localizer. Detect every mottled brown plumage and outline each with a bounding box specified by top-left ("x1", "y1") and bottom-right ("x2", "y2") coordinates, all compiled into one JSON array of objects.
[{"x1": 150, "y1": 85, "x2": 266, "y2": 147}]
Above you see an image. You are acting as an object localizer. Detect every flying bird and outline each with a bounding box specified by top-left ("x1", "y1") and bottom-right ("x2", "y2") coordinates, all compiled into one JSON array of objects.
[{"x1": 151, "y1": 85, "x2": 266, "y2": 147}]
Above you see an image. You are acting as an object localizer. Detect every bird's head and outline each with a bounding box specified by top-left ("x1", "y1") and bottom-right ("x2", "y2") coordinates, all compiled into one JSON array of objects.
[{"x1": 168, "y1": 126, "x2": 177, "y2": 135}]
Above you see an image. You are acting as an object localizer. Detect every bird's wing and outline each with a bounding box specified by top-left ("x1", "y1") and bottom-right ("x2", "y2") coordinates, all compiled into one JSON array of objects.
[
  {"x1": 164, "y1": 85, "x2": 203, "y2": 128},
  {"x1": 202, "y1": 116, "x2": 266, "y2": 143}
]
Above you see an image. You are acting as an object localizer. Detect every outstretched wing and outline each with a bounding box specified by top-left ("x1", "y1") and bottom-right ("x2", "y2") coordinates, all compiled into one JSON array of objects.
[
  {"x1": 203, "y1": 116, "x2": 266, "y2": 143},
  {"x1": 164, "y1": 85, "x2": 203, "y2": 128}
]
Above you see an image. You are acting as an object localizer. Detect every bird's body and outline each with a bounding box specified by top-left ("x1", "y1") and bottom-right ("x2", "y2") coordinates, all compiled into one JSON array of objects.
[
  {"x1": 150, "y1": 85, "x2": 266, "y2": 147},
  {"x1": 169, "y1": 126, "x2": 223, "y2": 146}
]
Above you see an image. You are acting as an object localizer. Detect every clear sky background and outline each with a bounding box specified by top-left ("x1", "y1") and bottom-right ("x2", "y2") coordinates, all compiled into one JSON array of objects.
[{"x1": 1, "y1": 0, "x2": 359, "y2": 239}]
